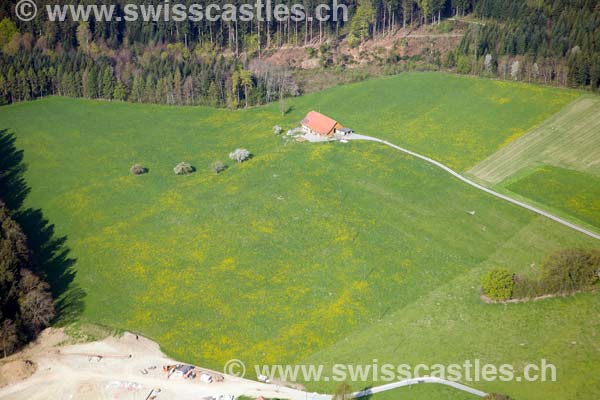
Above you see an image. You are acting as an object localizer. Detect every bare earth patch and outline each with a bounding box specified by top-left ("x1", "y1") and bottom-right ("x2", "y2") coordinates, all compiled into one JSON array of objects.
[
  {"x1": 264, "y1": 23, "x2": 464, "y2": 71},
  {"x1": 0, "y1": 328, "x2": 320, "y2": 400},
  {"x1": 0, "y1": 360, "x2": 36, "y2": 389}
]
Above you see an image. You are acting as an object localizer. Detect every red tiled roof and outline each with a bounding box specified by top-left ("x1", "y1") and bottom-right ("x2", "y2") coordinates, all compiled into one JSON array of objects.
[{"x1": 301, "y1": 111, "x2": 338, "y2": 135}]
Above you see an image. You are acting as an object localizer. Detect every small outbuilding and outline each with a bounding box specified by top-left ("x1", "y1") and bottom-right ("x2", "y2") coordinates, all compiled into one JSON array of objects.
[{"x1": 335, "y1": 127, "x2": 353, "y2": 136}]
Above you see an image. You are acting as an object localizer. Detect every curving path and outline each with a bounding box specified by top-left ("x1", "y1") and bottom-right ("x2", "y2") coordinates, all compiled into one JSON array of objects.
[
  {"x1": 351, "y1": 376, "x2": 487, "y2": 398},
  {"x1": 344, "y1": 133, "x2": 600, "y2": 241}
]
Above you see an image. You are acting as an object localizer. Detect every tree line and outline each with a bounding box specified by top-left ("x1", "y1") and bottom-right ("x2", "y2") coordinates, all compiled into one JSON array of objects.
[
  {"x1": 0, "y1": 36, "x2": 298, "y2": 107},
  {"x1": 0, "y1": 0, "x2": 599, "y2": 107},
  {"x1": 0, "y1": 201, "x2": 56, "y2": 357},
  {"x1": 0, "y1": 130, "x2": 57, "y2": 357},
  {"x1": 0, "y1": 0, "x2": 474, "y2": 107}
]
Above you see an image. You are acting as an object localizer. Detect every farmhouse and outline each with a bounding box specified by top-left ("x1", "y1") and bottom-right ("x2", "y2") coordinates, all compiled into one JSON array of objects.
[{"x1": 301, "y1": 111, "x2": 353, "y2": 137}]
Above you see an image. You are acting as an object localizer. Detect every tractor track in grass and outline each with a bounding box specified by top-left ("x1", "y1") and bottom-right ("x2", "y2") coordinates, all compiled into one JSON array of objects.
[{"x1": 344, "y1": 133, "x2": 600, "y2": 241}]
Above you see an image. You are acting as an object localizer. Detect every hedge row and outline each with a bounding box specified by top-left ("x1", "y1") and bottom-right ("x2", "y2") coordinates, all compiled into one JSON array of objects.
[{"x1": 482, "y1": 248, "x2": 600, "y2": 301}]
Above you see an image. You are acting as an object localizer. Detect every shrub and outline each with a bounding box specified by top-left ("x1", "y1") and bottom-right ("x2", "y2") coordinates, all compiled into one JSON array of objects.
[
  {"x1": 130, "y1": 164, "x2": 148, "y2": 175},
  {"x1": 456, "y1": 55, "x2": 472, "y2": 74},
  {"x1": 539, "y1": 248, "x2": 600, "y2": 295},
  {"x1": 210, "y1": 161, "x2": 226, "y2": 174},
  {"x1": 443, "y1": 51, "x2": 456, "y2": 68},
  {"x1": 229, "y1": 149, "x2": 251, "y2": 163},
  {"x1": 436, "y1": 21, "x2": 453, "y2": 34},
  {"x1": 482, "y1": 268, "x2": 514, "y2": 301},
  {"x1": 512, "y1": 274, "x2": 542, "y2": 299},
  {"x1": 173, "y1": 162, "x2": 195, "y2": 175},
  {"x1": 347, "y1": 33, "x2": 360, "y2": 48}
]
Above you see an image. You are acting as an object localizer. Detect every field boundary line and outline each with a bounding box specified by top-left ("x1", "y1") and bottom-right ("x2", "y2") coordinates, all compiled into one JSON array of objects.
[{"x1": 346, "y1": 133, "x2": 600, "y2": 241}]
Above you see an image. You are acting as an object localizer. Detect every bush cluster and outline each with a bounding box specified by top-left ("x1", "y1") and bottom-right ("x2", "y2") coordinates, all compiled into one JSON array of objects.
[
  {"x1": 229, "y1": 148, "x2": 251, "y2": 163},
  {"x1": 210, "y1": 161, "x2": 227, "y2": 174},
  {"x1": 482, "y1": 249, "x2": 600, "y2": 302},
  {"x1": 510, "y1": 274, "x2": 540, "y2": 300},
  {"x1": 173, "y1": 162, "x2": 195, "y2": 175},
  {"x1": 130, "y1": 148, "x2": 253, "y2": 177},
  {"x1": 481, "y1": 268, "x2": 514, "y2": 301},
  {"x1": 538, "y1": 249, "x2": 600, "y2": 295},
  {"x1": 130, "y1": 164, "x2": 148, "y2": 175}
]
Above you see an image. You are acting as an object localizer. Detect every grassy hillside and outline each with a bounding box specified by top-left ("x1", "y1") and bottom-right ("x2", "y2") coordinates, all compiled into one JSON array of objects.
[{"x1": 0, "y1": 73, "x2": 597, "y2": 400}]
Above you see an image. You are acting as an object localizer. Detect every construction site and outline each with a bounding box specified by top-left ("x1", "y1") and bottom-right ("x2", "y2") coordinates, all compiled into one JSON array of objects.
[{"x1": 0, "y1": 329, "x2": 315, "y2": 400}]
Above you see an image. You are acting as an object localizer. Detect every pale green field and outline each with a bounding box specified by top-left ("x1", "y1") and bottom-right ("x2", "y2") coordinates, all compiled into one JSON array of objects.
[{"x1": 468, "y1": 95, "x2": 600, "y2": 184}]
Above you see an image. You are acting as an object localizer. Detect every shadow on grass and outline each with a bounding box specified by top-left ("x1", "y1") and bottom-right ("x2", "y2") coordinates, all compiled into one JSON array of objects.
[
  {"x1": 0, "y1": 129, "x2": 84, "y2": 324},
  {"x1": 0, "y1": 129, "x2": 29, "y2": 210}
]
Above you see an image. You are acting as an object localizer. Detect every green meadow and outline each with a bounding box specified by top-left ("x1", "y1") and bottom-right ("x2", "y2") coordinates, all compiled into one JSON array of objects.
[
  {"x1": 0, "y1": 73, "x2": 598, "y2": 400},
  {"x1": 504, "y1": 166, "x2": 600, "y2": 229}
]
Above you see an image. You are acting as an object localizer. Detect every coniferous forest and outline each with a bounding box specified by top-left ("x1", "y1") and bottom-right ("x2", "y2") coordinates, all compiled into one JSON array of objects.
[
  {"x1": 0, "y1": 0, "x2": 599, "y2": 107},
  {"x1": 459, "y1": 0, "x2": 600, "y2": 88}
]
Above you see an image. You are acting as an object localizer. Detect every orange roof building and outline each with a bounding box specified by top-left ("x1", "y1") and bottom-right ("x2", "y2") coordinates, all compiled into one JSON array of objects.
[{"x1": 301, "y1": 111, "x2": 342, "y2": 136}]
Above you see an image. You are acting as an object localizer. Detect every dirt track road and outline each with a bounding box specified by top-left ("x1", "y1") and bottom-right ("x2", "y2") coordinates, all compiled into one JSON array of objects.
[{"x1": 345, "y1": 133, "x2": 600, "y2": 241}]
